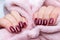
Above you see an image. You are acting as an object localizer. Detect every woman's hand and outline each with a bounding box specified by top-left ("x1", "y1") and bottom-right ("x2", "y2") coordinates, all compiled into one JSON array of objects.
[
  {"x1": 33, "y1": 6, "x2": 60, "y2": 26},
  {"x1": 0, "y1": 11, "x2": 27, "y2": 33},
  {"x1": 27, "y1": 6, "x2": 60, "y2": 38}
]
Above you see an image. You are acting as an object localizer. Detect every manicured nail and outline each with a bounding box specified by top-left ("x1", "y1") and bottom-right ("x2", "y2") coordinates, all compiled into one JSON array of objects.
[
  {"x1": 34, "y1": 18, "x2": 39, "y2": 25},
  {"x1": 43, "y1": 19, "x2": 47, "y2": 25},
  {"x1": 19, "y1": 22, "x2": 23, "y2": 28},
  {"x1": 49, "y1": 18, "x2": 54, "y2": 25},
  {"x1": 10, "y1": 26, "x2": 15, "y2": 33},
  {"x1": 16, "y1": 25, "x2": 21, "y2": 33},
  {"x1": 22, "y1": 22, "x2": 27, "y2": 28},
  {"x1": 38, "y1": 18, "x2": 42, "y2": 25}
]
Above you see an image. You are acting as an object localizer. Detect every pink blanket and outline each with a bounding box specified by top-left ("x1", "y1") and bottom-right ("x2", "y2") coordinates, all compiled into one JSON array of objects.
[{"x1": 1, "y1": 0, "x2": 60, "y2": 40}]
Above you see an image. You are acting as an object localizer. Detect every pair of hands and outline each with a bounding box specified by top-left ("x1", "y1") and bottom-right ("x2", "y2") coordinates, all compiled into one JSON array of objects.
[{"x1": 0, "y1": 0, "x2": 60, "y2": 40}]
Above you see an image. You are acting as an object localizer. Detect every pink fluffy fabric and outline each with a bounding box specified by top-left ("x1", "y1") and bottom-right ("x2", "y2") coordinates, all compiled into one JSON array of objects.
[
  {"x1": 0, "y1": 15, "x2": 60, "y2": 40},
  {"x1": 0, "y1": 0, "x2": 60, "y2": 40},
  {"x1": 45, "y1": 0, "x2": 60, "y2": 7}
]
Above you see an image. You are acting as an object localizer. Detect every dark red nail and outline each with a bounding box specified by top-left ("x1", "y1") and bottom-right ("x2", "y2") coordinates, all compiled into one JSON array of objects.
[
  {"x1": 38, "y1": 18, "x2": 42, "y2": 25},
  {"x1": 19, "y1": 22, "x2": 23, "y2": 28},
  {"x1": 43, "y1": 19, "x2": 47, "y2": 25},
  {"x1": 22, "y1": 22, "x2": 27, "y2": 28},
  {"x1": 49, "y1": 18, "x2": 54, "y2": 25},
  {"x1": 10, "y1": 26, "x2": 15, "y2": 33},
  {"x1": 34, "y1": 18, "x2": 39, "y2": 25},
  {"x1": 16, "y1": 25, "x2": 21, "y2": 33}
]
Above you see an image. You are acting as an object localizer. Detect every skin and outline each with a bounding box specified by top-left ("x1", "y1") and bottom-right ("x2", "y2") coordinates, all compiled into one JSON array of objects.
[
  {"x1": 0, "y1": 6, "x2": 60, "y2": 40},
  {"x1": 32, "y1": 6, "x2": 60, "y2": 40},
  {"x1": 0, "y1": 0, "x2": 60, "y2": 40},
  {"x1": 0, "y1": 11, "x2": 27, "y2": 33},
  {"x1": 33, "y1": 6, "x2": 59, "y2": 26}
]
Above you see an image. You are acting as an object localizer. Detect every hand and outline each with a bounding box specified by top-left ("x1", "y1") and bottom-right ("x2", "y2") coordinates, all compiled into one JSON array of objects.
[
  {"x1": 0, "y1": 11, "x2": 27, "y2": 33},
  {"x1": 33, "y1": 6, "x2": 60, "y2": 33},
  {"x1": 4, "y1": 0, "x2": 45, "y2": 29},
  {"x1": 30, "y1": 6, "x2": 60, "y2": 40}
]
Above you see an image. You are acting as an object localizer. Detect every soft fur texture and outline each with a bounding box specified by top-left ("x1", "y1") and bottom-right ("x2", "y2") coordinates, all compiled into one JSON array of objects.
[
  {"x1": 45, "y1": 0, "x2": 60, "y2": 7},
  {"x1": 0, "y1": 0, "x2": 60, "y2": 40}
]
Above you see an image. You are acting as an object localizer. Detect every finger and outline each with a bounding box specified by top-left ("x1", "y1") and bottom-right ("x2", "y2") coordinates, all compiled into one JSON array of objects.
[
  {"x1": 43, "y1": 6, "x2": 55, "y2": 25},
  {"x1": 9, "y1": 6, "x2": 30, "y2": 20},
  {"x1": 0, "y1": 18, "x2": 14, "y2": 32},
  {"x1": 11, "y1": 11, "x2": 22, "y2": 23},
  {"x1": 4, "y1": 14, "x2": 18, "y2": 26},
  {"x1": 33, "y1": 11, "x2": 38, "y2": 19},
  {"x1": 38, "y1": 6, "x2": 47, "y2": 25},
  {"x1": 22, "y1": 17, "x2": 27, "y2": 28},
  {"x1": 33, "y1": 6, "x2": 46, "y2": 25},
  {"x1": 11, "y1": 11, "x2": 27, "y2": 28},
  {"x1": 38, "y1": 6, "x2": 46, "y2": 19},
  {"x1": 9, "y1": 7, "x2": 33, "y2": 29},
  {"x1": 15, "y1": 25, "x2": 21, "y2": 33},
  {"x1": 11, "y1": 10, "x2": 27, "y2": 30},
  {"x1": 49, "y1": 7, "x2": 60, "y2": 25},
  {"x1": 33, "y1": 11, "x2": 38, "y2": 25},
  {"x1": 4, "y1": 14, "x2": 21, "y2": 33},
  {"x1": 0, "y1": 18, "x2": 12, "y2": 28}
]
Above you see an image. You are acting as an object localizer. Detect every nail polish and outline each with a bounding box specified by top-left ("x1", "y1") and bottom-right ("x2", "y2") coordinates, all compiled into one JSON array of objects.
[
  {"x1": 16, "y1": 25, "x2": 21, "y2": 33},
  {"x1": 34, "y1": 18, "x2": 39, "y2": 25},
  {"x1": 43, "y1": 19, "x2": 47, "y2": 25},
  {"x1": 49, "y1": 18, "x2": 54, "y2": 25},
  {"x1": 19, "y1": 22, "x2": 23, "y2": 28},
  {"x1": 10, "y1": 26, "x2": 15, "y2": 33},
  {"x1": 38, "y1": 18, "x2": 42, "y2": 25},
  {"x1": 22, "y1": 22, "x2": 27, "y2": 28}
]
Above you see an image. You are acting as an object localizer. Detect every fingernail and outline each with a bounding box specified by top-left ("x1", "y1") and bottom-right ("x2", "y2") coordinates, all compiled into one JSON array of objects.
[
  {"x1": 23, "y1": 22, "x2": 27, "y2": 28},
  {"x1": 10, "y1": 26, "x2": 15, "y2": 33},
  {"x1": 16, "y1": 25, "x2": 21, "y2": 33},
  {"x1": 43, "y1": 19, "x2": 47, "y2": 25},
  {"x1": 38, "y1": 18, "x2": 42, "y2": 25},
  {"x1": 49, "y1": 18, "x2": 54, "y2": 25},
  {"x1": 34, "y1": 18, "x2": 39, "y2": 25},
  {"x1": 19, "y1": 22, "x2": 23, "y2": 28}
]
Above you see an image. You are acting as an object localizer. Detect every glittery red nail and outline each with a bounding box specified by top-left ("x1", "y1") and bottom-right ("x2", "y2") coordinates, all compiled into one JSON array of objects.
[{"x1": 16, "y1": 25, "x2": 21, "y2": 33}]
